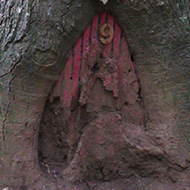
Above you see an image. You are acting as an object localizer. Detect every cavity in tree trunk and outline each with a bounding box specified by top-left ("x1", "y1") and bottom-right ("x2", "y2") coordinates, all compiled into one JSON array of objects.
[{"x1": 0, "y1": 1, "x2": 190, "y2": 190}]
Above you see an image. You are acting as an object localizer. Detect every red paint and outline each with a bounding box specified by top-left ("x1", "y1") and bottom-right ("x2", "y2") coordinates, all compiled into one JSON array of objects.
[
  {"x1": 63, "y1": 54, "x2": 72, "y2": 109},
  {"x1": 81, "y1": 25, "x2": 90, "y2": 76},
  {"x1": 100, "y1": 12, "x2": 106, "y2": 28},
  {"x1": 53, "y1": 11, "x2": 144, "y2": 118},
  {"x1": 72, "y1": 38, "x2": 82, "y2": 104},
  {"x1": 91, "y1": 14, "x2": 99, "y2": 41},
  {"x1": 113, "y1": 22, "x2": 121, "y2": 57}
]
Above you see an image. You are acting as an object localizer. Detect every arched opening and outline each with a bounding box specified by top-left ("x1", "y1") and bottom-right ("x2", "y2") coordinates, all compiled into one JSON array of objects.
[{"x1": 38, "y1": 11, "x2": 145, "y2": 180}]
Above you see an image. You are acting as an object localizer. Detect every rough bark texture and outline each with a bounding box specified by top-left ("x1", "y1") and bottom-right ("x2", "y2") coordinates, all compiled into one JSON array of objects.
[{"x1": 0, "y1": 0, "x2": 190, "y2": 189}]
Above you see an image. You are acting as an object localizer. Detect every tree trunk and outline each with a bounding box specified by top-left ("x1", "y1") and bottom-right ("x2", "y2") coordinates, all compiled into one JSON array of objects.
[{"x1": 0, "y1": 0, "x2": 189, "y2": 189}]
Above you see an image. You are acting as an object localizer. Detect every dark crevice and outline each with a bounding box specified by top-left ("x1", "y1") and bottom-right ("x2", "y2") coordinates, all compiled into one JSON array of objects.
[
  {"x1": 100, "y1": 52, "x2": 104, "y2": 58},
  {"x1": 131, "y1": 54, "x2": 135, "y2": 62},
  {"x1": 53, "y1": 96, "x2": 60, "y2": 104},
  {"x1": 38, "y1": 98, "x2": 70, "y2": 176},
  {"x1": 92, "y1": 62, "x2": 100, "y2": 73}
]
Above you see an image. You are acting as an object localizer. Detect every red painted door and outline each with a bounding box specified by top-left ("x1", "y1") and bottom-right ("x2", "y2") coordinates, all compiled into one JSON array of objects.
[{"x1": 51, "y1": 11, "x2": 144, "y2": 120}]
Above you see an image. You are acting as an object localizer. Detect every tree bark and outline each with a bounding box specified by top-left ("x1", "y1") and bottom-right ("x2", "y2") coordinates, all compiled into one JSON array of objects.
[
  {"x1": 0, "y1": 0, "x2": 98, "y2": 189},
  {"x1": 0, "y1": 0, "x2": 189, "y2": 189}
]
